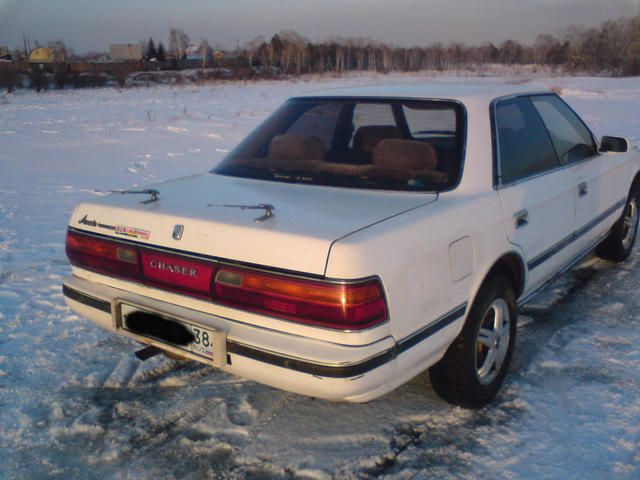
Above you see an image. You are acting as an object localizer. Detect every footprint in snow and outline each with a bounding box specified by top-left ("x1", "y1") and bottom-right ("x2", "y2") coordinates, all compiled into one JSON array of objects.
[
  {"x1": 227, "y1": 399, "x2": 258, "y2": 427},
  {"x1": 167, "y1": 126, "x2": 188, "y2": 134}
]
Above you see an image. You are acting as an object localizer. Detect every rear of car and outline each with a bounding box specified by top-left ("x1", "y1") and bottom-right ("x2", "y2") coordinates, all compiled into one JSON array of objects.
[{"x1": 63, "y1": 95, "x2": 467, "y2": 401}]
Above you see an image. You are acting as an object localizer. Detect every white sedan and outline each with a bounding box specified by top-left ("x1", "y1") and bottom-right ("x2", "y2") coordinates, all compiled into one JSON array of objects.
[{"x1": 63, "y1": 84, "x2": 640, "y2": 407}]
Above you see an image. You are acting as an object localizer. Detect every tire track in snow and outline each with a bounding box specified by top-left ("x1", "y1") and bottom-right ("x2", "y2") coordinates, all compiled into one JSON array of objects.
[
  {"x1": 213, "y1": 390, "x2": 297, "y2": 479},
  {"x1": 510, "y1": 257, "x2": 605, "y2": 375},
  {"x1": 349, "y1": 250, "x2": 640, "y2": 479}
]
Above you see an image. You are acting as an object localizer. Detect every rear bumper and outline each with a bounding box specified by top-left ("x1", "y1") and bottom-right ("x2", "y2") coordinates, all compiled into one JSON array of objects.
[
  {"x1": 63, "y1": 275, "x2": 403, "y2": 402},
  {"x1": 63, "y1": 274, "x2": 465, "y2": 402}
]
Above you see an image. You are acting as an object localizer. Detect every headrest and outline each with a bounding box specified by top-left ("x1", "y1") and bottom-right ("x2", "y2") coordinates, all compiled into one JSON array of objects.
[
  {"x1": 268, "y1": 134, "x2": 325, "y2": 161},
  {"x1": 353, "y1": 126, "x2": 402, "y2": 153},
  {"x1": 372, "y1": 139, "x2": 438, "y2": 171}
]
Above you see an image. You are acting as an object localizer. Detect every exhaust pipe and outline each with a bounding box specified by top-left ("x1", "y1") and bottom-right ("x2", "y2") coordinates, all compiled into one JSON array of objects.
[{"x1": 134, "y1": 345, "x2": 163, "y2": 361}]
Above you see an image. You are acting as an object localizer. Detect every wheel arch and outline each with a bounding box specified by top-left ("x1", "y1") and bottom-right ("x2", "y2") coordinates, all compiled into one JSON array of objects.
[
  {"x1": 429, "y1": 253, "x2": 523, "y2": 408},
  {"x1": 468, "y1": 252, "x2": 526, "y2": 314},
  {"x1": 486, "y1": 252, "x2": 526, "y2": 299},
  {"x1": 630, "y1": 171, "x2": 640, "y2": 196}
]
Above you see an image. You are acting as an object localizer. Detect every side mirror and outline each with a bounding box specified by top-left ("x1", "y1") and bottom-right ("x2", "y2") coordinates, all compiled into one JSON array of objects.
[{"x1": 600, "y1": 136, "x2": 630, "y2": 153}]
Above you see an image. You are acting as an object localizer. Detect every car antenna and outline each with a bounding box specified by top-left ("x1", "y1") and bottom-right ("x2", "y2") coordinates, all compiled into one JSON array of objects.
[
  {"x1": 95, "y1": 189, "x2": 160, "y2": 205},
  {"x1": 207, "y1": 203, "x2": 275, "y2": 223}
]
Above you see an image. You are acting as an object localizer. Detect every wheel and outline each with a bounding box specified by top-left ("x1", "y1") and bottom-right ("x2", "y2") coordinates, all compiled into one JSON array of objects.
[
  {"x1": 597, "y1": 190, "x2": 639, "y2": 262},
  {"x1": 429, "y1": 274, "x2": 517, "y2": 408}
]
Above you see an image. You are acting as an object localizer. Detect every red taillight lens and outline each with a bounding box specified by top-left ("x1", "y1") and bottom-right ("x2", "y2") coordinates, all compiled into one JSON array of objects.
[
  {"x1": 66, "y1": 230, "x2": 140, "y2": 278},
  {"x1": 66, "y1": 230, "x2": 217, "y2": 298},
  {"x1": 66, "y1": 230, "x2": 388, "y2": 330},
  {"x1": 213, "y1": 267, "x2": 387, "y2": 330}
]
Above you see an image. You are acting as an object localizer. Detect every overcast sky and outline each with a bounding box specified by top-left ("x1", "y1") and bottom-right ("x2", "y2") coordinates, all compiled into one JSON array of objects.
[{"x1": 1, "y1": 0, "x2": 639, "y2": 53}]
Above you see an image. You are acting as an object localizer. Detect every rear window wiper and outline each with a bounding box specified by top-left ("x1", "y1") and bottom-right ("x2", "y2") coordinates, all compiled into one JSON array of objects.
[{"x1": 207, "y1": 203, "x2": 275, "y2": 222}]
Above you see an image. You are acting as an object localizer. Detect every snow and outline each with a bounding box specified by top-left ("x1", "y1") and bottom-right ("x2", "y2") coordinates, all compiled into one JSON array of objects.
[{"x1": 1, "y1": 72, "x2": 640, "y2": 479}]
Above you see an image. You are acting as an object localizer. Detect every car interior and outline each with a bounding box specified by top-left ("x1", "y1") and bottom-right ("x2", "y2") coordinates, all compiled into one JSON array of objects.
[{"x1": 218, "y1": 100, "x2": 464, "y2": 190}]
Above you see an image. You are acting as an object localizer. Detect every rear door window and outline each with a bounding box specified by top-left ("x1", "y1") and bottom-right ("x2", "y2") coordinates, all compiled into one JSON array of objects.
[{"x1": 495, "y1": 97, "x2": 560, "y2": 185}]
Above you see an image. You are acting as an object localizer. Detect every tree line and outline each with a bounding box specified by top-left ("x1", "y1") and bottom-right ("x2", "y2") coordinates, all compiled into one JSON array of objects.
[
  {"x1": 1, "y1": 13, "x2": 639, "y2": 93},
  {"x1": 240, "y1": 15, "x2": 639, "y2": 76}
]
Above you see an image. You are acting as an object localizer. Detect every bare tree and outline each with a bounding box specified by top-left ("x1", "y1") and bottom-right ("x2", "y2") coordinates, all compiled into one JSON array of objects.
[
  {"x1": 245, "y1": 35, "x2": 265, "y2": 67},
  {"x1": 276, "y1": 30, "x2": 307, "y2": 74},
  {"x1": 199, "y1": 39, "x2": 210, "y2": 68},
  {"x1": 169, "y1": 28, "x2": 190, "y2": 59},
  {"x1": 533, "y1": 34, "x2": 556, "y2": 65},
  {"x1": 47, "y1": 39, "x2": 70, "y2": 62}
]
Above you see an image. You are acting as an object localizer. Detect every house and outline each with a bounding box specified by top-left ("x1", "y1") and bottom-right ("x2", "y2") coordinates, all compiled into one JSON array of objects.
[
  {"x1": 28, "y1": 47, "x2": 58, "y2": 63},
  {"x1": 0, "y1": 46, "x2": 11, "y2": 61},
  {"x1": 110, "y1": 44, "x2": 143, "y2": 62},
  {"x1": 185, "y1": 44, "x2": 213, "y2": 63}
]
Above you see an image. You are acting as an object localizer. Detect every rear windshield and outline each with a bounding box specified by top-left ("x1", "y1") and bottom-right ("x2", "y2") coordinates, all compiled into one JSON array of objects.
[{"x1": 213, "y1": 98, "x2": 466, "y2": 192}]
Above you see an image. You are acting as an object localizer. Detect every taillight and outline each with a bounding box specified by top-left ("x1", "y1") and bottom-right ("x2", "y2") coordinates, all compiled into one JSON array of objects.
[
  {"x1": 66, "y1": 230, "x2": 216, "y2": 298},
  {"x1": 66, "y1": 230, "x2": 140, "y2": 278},
  {"x1": 66, "y1": 230, "x2": 388, "y2": 330},
  {"x1": 213, "y1": 266, "x2": 387, "y2": 330}
]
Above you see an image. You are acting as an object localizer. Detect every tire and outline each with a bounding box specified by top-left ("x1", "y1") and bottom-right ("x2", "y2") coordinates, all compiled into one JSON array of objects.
[
  {"x1": 429, "y1": 274, "x2": 517, "y2": 408},
  {"x1": 596, "y1": 190, "x2": 639, "y2": 262}
]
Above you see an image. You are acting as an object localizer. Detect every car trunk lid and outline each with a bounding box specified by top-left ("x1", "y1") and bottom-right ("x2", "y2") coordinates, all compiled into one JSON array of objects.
[{"x1": 69, "y1": 173, "x2": 436, "y2": 276}]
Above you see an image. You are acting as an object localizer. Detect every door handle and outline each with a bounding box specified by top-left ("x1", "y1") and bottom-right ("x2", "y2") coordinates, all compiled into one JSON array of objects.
[
  {"x1": 578, "y1": 182, "x2": 588, "y2": 197},
  {"x1": 514, "y1": 209, "x2": 529, "y2": 229}
]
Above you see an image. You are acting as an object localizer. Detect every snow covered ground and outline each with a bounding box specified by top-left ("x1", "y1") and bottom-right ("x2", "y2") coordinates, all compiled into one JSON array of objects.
[{"x1": 1, "y1": 73, "x2": 640, "y2": 479}]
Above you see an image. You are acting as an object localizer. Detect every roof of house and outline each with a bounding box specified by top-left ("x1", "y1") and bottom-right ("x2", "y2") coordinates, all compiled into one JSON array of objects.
[{"x1": 110, "y1": 44, "x2": 143, "y2": 60}]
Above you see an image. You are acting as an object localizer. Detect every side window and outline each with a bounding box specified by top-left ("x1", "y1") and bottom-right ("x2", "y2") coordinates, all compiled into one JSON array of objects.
[
  {"x1": 402, "y1": 103, "x2": 460, "y2": 175},
  {"x1": 495, "y1": 97, "x2": 560, "y2": 185},
  {"x1": 402, "y1": 105, "x2": 456, "y2": 139},
  {"x1": 349, "y1": 103, "x2": 397, "y2": 148},
  {"x1": 352, "y1": 103, "x2": 396, "y2": 131},
  {"x1": 531, "y1": 95, "x2": 597, "y2": 164},
  {"x1": 287, "y1": 103, "x2": 342, "y2": 151}
]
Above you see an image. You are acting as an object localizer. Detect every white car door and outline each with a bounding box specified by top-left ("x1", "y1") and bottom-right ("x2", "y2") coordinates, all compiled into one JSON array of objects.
[
  {"x1": 493, "y1": 96, "x2": 576, "y2": 295},
  {"x1": 530, "y1": 95, "x2": 627, "y2": 253}
]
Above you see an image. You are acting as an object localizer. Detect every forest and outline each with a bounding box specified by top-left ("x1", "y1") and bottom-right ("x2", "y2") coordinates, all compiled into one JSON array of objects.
[
  {"x1": 1, "y1": 14, "x2": 639, "y2": 92},
  {"x1": 243, "y1": 15, "x2": 640, "y2": 76}
]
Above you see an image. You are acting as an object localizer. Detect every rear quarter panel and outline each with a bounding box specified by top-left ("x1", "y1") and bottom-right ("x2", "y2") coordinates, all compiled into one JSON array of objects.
[{"x1": 325, "y1": 190, "x2": 513, "y2": 357}]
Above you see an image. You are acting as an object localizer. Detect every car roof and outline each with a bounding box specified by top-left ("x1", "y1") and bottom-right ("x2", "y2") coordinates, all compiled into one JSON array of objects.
[{"x1": 297, "y1": 82, "x2": 551, "y2": 104}]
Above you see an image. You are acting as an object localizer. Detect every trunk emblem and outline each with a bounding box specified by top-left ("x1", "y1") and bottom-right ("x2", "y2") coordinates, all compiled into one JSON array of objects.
[{"x1": 172, "y1": 224, "x2": 184, "y2": 240}]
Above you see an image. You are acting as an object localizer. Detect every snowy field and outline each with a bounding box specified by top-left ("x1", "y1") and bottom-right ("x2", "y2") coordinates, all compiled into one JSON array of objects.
[{"x1": 1, "y1": 73, "x2": 640, "y2": 479}]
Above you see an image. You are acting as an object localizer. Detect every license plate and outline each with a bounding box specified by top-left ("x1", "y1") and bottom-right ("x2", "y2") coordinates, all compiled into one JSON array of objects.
[
  {"x1": 117, "y1": 302, "x2": 226, "y2": 367},
  {"x1": 185, "y1": 323, "x2": 216, "y2": 358}
]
